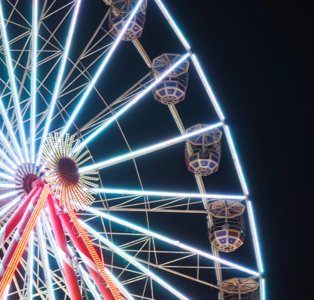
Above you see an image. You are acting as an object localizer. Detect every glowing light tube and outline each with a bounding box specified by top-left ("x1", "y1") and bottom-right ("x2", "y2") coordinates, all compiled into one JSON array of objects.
[
  {"x1": 94, "y1": 187, "x2": 245, "y2": 200},
  {"x1": 76, "y1": 52, "x2": 190, "y2": 151},
  {"x1": 247, "y1": 200, "x2": 264, "y2": 274},
  {"x1": 30, "y1": 0, "x2": 38, "y2": 164},
  {"x1": 0, "y1": 160, "x2": 15, "y2": 175},
  {"x1": 154, "y1": 0, "x2": 191, "y2": 50},
  {"x1": 87, "y1": 207, "x2": 261, "y2": 277},
  {"x1": 26, "y1": 232, "x2": 34, "y2": 300},
  {"x1": 0, "y1": 3, "x2": 29, "y2": 161},
  {"x1": 81, "y1": 221, "x2": 189, "y2": 300},
  {"x1": 80, "y1": 122, "x2": 223, "y2": 173},
  {"x1": 79, "y1": 266, "x2": 102, "y2": 300},
  {"x1": 0, "y1": 99, "x2": 24, "y2": 163},
  {"x1": 62, "y1": 0, "x2": 145, "y2": 135},
  {"x1": 0, "y1": 191, "x2": 18, "y2": 201},
  {"x1": 0, "y1": 172, "x2": 14, "y2": 182},
  {"x1": 36, "y1": 0, "x2": 82, "y2": 166},
  {"x1": 0, "y1": 148, "x2": 16, "y2": 169},
  {"x1": 0, "y1": 183, "x2": 15, "y2": 189},
  {"x1": 0, "y1": 197, "x2": 19, "y2": 219},
  {"x1": 36, "y1": 219, "x2": 56, "y2": 300},
  {"x1": 0, "y1": 131, "x2": 21, "y2": 165}
]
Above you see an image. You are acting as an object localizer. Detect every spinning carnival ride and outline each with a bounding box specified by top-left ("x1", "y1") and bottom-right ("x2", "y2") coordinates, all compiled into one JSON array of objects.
[{"x1": 0, "y1": 0, "x2": 265, "y2": 299}]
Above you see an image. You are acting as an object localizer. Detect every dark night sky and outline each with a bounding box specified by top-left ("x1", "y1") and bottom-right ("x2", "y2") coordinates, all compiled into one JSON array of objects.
[{"x1": 165, "y1": 0, "x2": 311, "y2": 299}]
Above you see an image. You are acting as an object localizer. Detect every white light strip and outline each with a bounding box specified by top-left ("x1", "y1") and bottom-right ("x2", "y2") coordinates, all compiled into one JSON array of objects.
[
  {"x1": 0, "y1": 131, "x2": 21, "y2": 165},
  {"x1": 62, "y1": 0, "x2": 144, "y2": 135},
  {"x1": 154, "y1": 0, "x2": 191, "y2": 50},
  {"x1": 0, "y1": 196, "x2": 19, "y2": 218},
  {"x1": 0, "y1": 99, "x2": 24, "y2": 163},
  {"x1": 81, "y1": 221, "x2": 189, "y2": 300},
  {"x1": 26, "y1": 232, "x2": 34, "y2": 300},
  {"x1": 247, "y1": 200, "x2": 264, "y2": 274},
  {"x1": 0, "y1": 161, "x2": 15, "y2": 175},
  {"x1": 0, "y1": 183, "x2": 15, "y2": 188},
  {"x1": 80, "y1": 122, "x2": 223, "y2": 173},
  {"x1": 260, "y1": 278, "x2": 266, "y2": 300},
  {"x1": 36, "y1": 220, "x2": 56, "y2": 300},
  {"x1": 87, "y1": 207, "x2": 261, "y2": 277},
  {"x1": 30, "y1": 0, "x2": 38, "y2": 164},
  {"x1": 94, "y1": 187, "x2": 246, "y2": 200},
  {"x1": 79, "y1": 265, "x2": 102, "y2": 300},
  {"x1": 105, "y1": 268, "x2": 134, "y2": 300},
  {"x1": 0, "y1": 148, "x2": 16, "y2": 169},
  {"x1": 0, "y1": 3, "x2": 29, "y2": 161},
  {"x1": 76, "y1": 52, "x2": 190, "y2": 151},
  {"x1": 191, "y1": 54, "x2": 225, "y2": 121},
  {"x1": 224, "y1": 125, "x2": 249, "y2": 195},
  {"x1": 0, "y1": 172, "x2": 14, "y2": 182},
  {"x1": 36, "y1": 0, "x2": 82, "y2": 166}
]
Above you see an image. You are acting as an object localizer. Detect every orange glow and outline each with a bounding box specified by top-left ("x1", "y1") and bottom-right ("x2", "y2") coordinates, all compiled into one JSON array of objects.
[
  {"x1": 0, "y1": 185, "x2": 50, "y2": 297},
  {"x1": 67, "y1": 208, "x2": 123, "y2": 300}
]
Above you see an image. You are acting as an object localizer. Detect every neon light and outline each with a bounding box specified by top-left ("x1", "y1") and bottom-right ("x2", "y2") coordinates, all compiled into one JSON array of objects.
[
  {"x1": 36, "y1": 219, "x2": 56, "y2": 300},
  {"x1": 224, "y1": 125, "x2": 249, "y2": 195},
  {"x1": 0, "y1": 183, "x2": 15, "y2": 188},
  {"x1": 36, "y1": 0, "x2": 82, "y2": 166},
  {"x1": 260, "y1": 278, "x2": 266, "y2": 300},
  {"x1": 76, "y1": 53, "x2": 190, "y2": 151},
  {"x1": 105, "y1": 268, "x2": 135, "y2": 300},
  {"x1": 247, "y1": 200, "x2": 264, "y2": 273},
  {"x1": 79, "y1": 266, "x2": 102, "y2": 300},
  {"x1": 94, "y1": 187, "x2": 245, "y2": 200},
  {"x1": 0, "y1": 197, "x2": 19, "y2": 218},
  {"x1": 0, "y1": 148, "x2": 17, "y2": 169},
  {"x1": 154, "y1": 0, "x2": 191, "y2": 50},
  {"x1": 79, "y1": 122, "x2": 223, "y2": 173},
  {"x1": 0, "y1": 99, "x2": 24, "y2": 163},
  {"x1": 87, "y1": 207, "x2": 261, "y2": 277},
  {"x1": 0, "y1": 131, "x2": 21, "y2": 165},
  {"x1": 30, "y1": 0, "x2": 38, "y2": 164},
  {"x1": 26, "y1": 232, "x2": 34, "y2": 300},
  {"x1": 0, "y1": 160, "x2": 15, "y2": 175},
  {"x1": 0, "y1": 172, "x2": 14, "y2": 181},
  {"x1": 81, "y1": 221, "x2": 189, "y2": 300},
  {"x1": 0, "y1": 190, "x2": 18, "y2": 201},
  {"x1": 62, "y1": 0, "x2": 145, "y2": 135},
  {"x1": 0, "y1": 3, "x2": 29, "y2": 161},
  {"x1": 191, "y1": 54, "x2": 225, "y2": 121}
]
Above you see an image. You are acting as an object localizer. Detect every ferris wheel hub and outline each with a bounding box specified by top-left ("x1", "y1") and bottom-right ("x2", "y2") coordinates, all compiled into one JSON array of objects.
[
  {"x1": 14, "y1": 163, "x2": 40, "y2": 197},
  {"x1": 57, "y1": 157, "x2": 80, "y2": 186}
]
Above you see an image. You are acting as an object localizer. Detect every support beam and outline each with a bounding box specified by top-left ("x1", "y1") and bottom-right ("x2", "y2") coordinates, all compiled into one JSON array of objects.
[
  {"x1": 62, "y1": 0, "x2": 145, "y2": 135},
  {"x1": 0, "y1": 183, "x2": 49, "y2": 297},
  {"x1": 46, "y1": 195, "x2": 82, "y2": 300},
  {"x1": 79, "y1": 122, "x2": 223, "y2": 173},
  {"x1": 57, "y1": 204, "x2": 122, "y2": 300}
]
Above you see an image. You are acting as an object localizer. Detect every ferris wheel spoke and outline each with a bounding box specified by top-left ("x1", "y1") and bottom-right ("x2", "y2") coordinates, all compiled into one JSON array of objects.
[
  {"x1": 0, "y1": 190, "x2": 18, "y2": 201},
  {"x1": 86, "y1": 208, "x2": 260, "y2": 278},
  {"x1": 62, "y1": 0, "x2": 145, "y2": 135},
  {"x1": 0, "y1": 2, "x2": 29, "y2": 162},
  {"x1": 81, "y1": 221, "x2": 189, "y2": 300},
  {"x1": 79, "y1": 122, "x2": 223, "y2": 173},
  {"x1": 30, "y1": 0, "x2": 38, "y2": 164},
  {"x1": 0, "y1": 98, "x2": 24, "y2": 163},
  {"x1": 0, "y1": 131, "x2": 21, "y2": 166},
  {"x1": 36, "y1": 0, "x2": 81, "y2": 166},
  {"x1": 76, "y1": 53, "x2": 190, "y2": 151},
  {"x1": 93, "y1": 187, "x2": 246, "y2": 201},
  {"x1": 0, "y1": 148, "x2": 17, "y2": 169}
]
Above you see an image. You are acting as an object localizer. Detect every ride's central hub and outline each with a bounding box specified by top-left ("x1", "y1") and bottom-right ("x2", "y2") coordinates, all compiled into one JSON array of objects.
[
  {"x1": 14, "y1": 163, "x2": 39, "y2": 197},
  {"x1": 57, "y1": 157, "x2": 80, "y2": 186}
]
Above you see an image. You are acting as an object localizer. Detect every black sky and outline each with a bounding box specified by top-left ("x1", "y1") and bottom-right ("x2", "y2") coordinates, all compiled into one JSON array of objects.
[{"x1": 166, "y1": 0, "x2": 311, "y2": 298}]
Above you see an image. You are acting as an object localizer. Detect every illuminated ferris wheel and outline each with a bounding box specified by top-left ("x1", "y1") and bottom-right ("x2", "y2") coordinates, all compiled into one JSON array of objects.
[{"x1": 0, "y1": 0, "x2": 265, "y2": 299}]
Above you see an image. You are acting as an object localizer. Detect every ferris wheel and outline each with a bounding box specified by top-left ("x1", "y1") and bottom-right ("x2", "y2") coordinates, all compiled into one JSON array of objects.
[{"x1": 0, "y1": 0, "x2": 265, "y2": 299}]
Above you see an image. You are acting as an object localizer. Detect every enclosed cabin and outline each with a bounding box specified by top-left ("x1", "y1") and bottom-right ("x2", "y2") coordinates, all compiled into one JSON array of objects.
[
  {"x1": 109, "y1": 0, "x2": 147, "y2": 41},
  {"x1": 185, "y1": 124, "x2": 222, "y2": 176},
  {"x1": 152, "y1": 53, "x2": 190, "y2": 105},
  {"x1": 208, "y1": 200, "x2": 245, "y2": 253},
  {"x1": 220, "y1": 278, "x2": 259, "y2": 300}
]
